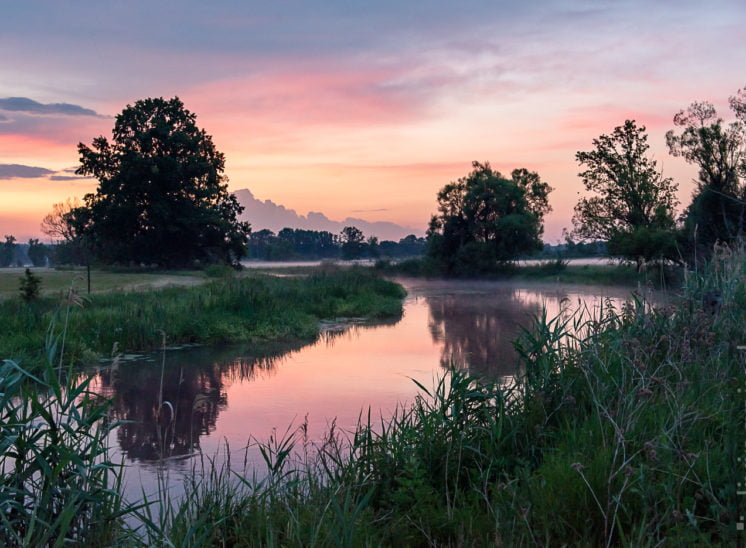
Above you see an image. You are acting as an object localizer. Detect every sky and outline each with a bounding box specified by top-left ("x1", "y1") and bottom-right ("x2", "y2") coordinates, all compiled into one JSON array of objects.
[{"x1": 1, "y1": 0, "x2": 745, "y2": 242}]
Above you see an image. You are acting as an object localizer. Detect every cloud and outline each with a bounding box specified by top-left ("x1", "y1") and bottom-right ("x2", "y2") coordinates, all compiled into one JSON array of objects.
[
  {"x1": 0, "y1": 113, "x2": 8, "y2": 123},
  {"x1": 49, "y1": 175, "x2": 90, "y2": 181},
  {"x1": 0, "y1": 163, "x2": 94, "y2": 181},
  {"x1": 0, "y1": 97, "x2": 105, "y2": 118},
  {"x1": 0, "y1": 163, "x2": 54, "y2": 179}
]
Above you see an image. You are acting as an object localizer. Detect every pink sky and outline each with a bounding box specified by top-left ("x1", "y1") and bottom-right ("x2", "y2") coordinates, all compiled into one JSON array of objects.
[{"x1": 1, "y1": 1, "x2": 744, "y2": 242}]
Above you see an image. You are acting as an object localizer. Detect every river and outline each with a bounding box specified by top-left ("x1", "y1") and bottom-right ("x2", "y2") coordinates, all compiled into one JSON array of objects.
[{"x1": 89, "y1": 277, "x2": 647, "y2": 503}]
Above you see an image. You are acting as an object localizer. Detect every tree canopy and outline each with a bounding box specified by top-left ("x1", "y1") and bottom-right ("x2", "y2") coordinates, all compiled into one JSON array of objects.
[
  {"x1": 573, "y1": 120, "x2": 679, "y2": 266},
  {"x1": 666, "y1": 89, "x2": 746, "y2": 259},
  {"x1": 427, "y1": 162, "x2": 552, "y2": 275},
  {"x1": 71, "y1": 97, "x2": 250, "y2": 267}
]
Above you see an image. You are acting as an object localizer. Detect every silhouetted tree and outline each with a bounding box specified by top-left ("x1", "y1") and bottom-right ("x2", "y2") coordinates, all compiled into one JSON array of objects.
[
  {"x1": 427, "y1": 162, "x2": 552, "y2": 275},
  {"x1": 666, "y1": 89, "x2": 746, "y2": 260},
  {"x1": 0, "y1": 235, "x2": 16, "y2": 267},
  {"x1": 72, "y1": 97, "x2": 250, "y2": 267},
  {"x1": 366, "y1": 236, "x2": 380, "y2": 258},
  {"x1": 340, "y1": 226, "x2": 365, "y2": 260},
  {"x1": 26, "y1": 239, "x2": 48, "y2": 267},
  {"x1": 19, "y1": 268, "x2": 41, "y2": 302},
  {"x1": 41, "y1": 198, "x2": 90, "y2": 266},
  {"x1": 573, "y1": 120, "x2": 679, "y2": 268}
]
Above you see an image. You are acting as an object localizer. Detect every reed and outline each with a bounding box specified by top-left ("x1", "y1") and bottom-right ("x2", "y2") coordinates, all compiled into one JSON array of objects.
[{"x1": 0, "y1": 355, "x2": 136, "y2": 545}]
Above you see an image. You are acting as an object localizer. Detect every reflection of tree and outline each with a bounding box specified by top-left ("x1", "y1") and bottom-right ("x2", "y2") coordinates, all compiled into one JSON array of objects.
[
  {"x1": 427, "y1": 289, "x2": 544, "y2": 378},
  {"x1": 97, "y1": 342, "x2": 304, "y2": 462}
]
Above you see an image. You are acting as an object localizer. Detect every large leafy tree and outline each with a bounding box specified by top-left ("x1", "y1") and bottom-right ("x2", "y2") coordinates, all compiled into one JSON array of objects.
[
  {"x1": 427, "y1": 162, "x2": 552, "y2": 275},
  {"x1": 573, "y1": 120, "x2": 679, "y2": 267},
  {"x1": 666, "y1": 89, "x2": 746, "y2": 259},
  {"x1": 72, "y1": 97, "x2": 250, "y2": 267}
]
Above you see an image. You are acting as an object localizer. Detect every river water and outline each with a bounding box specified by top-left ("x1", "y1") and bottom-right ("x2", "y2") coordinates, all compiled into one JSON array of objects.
[{"x1": 89, "y1": 278, "x2": 645, "y2": 502}]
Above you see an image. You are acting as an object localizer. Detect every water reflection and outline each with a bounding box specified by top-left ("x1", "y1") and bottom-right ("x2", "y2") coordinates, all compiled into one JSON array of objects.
[
  {"x1": 412, "y1": 280, "x2": 632, "y2": 379},
  {"x1": 96, "y1": 343, "x2": 304, "y2": 461},
  {"x1": 427, "y1": 289, "x2": 542, "y2": 377}
]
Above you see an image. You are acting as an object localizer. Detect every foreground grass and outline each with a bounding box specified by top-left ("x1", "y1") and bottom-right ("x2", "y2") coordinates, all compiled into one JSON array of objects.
[
  {"x1": 0, "y1": 268, "x2": 405, "y2": 370},
  {"x1": 148, "y1": 248, "x2": 742, "y2": 546}
]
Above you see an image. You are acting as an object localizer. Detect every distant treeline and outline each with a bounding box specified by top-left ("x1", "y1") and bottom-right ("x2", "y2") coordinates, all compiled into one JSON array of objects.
[
  {"x1": 0, "y1": 227, "x2": 426, "y2": 268},
  {"x1": 0, "y1": 236, "x2": 49, "y2": 267},
  {"x1": 247, "y1": 227, "x2": 427, "y2": 261},
  {"x1": 531, "y1": 239, "x2": 607, "y2": 260}
]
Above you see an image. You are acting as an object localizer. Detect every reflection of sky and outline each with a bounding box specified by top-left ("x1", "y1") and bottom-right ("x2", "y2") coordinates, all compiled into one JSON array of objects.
[{"x1": 94, "y1": 279, "x2": 648, "y2": 504}]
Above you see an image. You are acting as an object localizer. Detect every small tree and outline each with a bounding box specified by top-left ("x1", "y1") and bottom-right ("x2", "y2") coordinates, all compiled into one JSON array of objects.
[
  {"x1": 340, "y1": 226, "x2": 365, "y2": 260},
  {"x1": 19, "y1": 268, "x2": 41, "y2": 302},
  {"x1": 573, "y1": 120, "x2": 679, "y2": 268},
  {"x1": 41, "y1": 198, "x2": 89, "y2": 266},
  {"x1": 427, "y1": 162, "x2": 551, "y2": 275},
  {"x1": 0, "y1": 235, "x2": 16, "y2": 267},
  {"x1": 366, "y1": 236, "x2": 380, "y2": 258}
]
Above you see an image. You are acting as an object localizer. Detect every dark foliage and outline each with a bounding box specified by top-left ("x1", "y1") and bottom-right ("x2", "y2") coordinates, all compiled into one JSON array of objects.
[
  {"x1": 71, "y1": 97, "x2": 250, "y2": 268},
  {"x1": 426, "y1": 162, "x2": 551, "y2": 275}
]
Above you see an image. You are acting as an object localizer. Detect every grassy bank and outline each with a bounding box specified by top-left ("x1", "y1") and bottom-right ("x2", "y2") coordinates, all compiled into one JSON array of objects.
[
  {"x1": 0, "y1": 268, "x2": 405, "y2": 370},
  {"x1": 145, "y1": 248, "x2": 742, "y2": 545}
]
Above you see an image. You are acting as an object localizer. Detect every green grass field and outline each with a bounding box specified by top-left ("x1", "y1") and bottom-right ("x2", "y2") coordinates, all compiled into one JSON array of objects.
[{"x1": 0, "y1": 267, "x2": 204, "y2": 298}]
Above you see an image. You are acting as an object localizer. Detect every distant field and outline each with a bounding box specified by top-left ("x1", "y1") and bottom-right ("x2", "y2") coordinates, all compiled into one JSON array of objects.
[{"x1": 0, "y1": 267, "x2": 205, "y2": 298}]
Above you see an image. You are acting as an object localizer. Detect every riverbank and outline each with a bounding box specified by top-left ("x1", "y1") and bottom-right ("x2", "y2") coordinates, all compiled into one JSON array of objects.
[{"x1": 0, "y1": 268, "x2": 405, "y2": 370}]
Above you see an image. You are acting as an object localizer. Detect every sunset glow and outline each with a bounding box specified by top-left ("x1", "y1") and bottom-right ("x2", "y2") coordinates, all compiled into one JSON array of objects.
[{"x1": 1, "y1": 1, "x2": 744, "y2": 241}]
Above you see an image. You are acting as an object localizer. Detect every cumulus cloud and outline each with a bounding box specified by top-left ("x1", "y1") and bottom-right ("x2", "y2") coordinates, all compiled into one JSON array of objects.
[
  {"x1": 0, "y1": 163, "x2": 55, "y2": 179},
  {"x1": 0, "y1": 97, "x2": 105, "y2": 117}
]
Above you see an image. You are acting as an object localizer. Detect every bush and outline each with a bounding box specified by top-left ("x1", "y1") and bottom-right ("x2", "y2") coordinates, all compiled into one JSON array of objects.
[
  {"x1": 203, "y1": 263, "x2": 235, "y2": 278},
  {"x1": 18, "y1": 268, "x2": 41, "y2": 302}
]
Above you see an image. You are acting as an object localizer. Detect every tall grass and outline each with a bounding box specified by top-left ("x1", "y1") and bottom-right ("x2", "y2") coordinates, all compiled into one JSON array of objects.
[
  {"x1": 1, "y1": 268, "x2": 405, "y2": 371},
  {"x1": 148, "y1": 244, "x2": 743, "y2": 546},
  {"x1": 0, "y1": 357, "x2": 135, "y2": 545}
]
